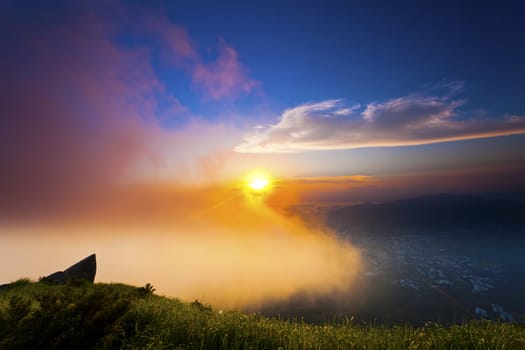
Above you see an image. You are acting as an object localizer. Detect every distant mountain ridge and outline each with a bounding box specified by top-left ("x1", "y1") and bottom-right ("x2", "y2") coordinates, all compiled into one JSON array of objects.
[{"x1": 327, "y1": 193, "x2": 525, "y2": 233}]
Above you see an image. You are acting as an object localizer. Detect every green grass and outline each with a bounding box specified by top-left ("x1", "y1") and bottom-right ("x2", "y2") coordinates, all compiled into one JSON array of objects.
[{"x1": 1, "y1": 280, "x2": 524, "y2": 349}]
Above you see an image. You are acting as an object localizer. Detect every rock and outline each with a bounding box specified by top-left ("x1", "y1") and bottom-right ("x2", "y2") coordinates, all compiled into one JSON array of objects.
[
  {"x1": 42, "y1": 254, "x2": 97, "y2": 284},
  {"x1": 0, "y1": 255, "x2": 97, "y2": 291}
]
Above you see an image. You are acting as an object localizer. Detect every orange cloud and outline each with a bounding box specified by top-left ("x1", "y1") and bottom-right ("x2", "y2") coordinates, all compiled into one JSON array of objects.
[
  {"x1": 265, "y1": 168, "x2": 525, "y2": 206},
  {"x1": 267, "y1": 175, "x2": 378, "y2": 206}
]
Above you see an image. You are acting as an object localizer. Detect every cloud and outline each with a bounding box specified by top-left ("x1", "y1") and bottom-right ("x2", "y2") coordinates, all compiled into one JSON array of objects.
[
  {"x1": 146, "y1": 17, "x2": 199, "y2": 63},
  {"x1": 147, "y1": 16, "x2": 260, "y2": 100},
  {"x1": 192, "y1": 37, "x2": 260, "y2": 100},
  {"x1": 1, "y1": 184, "x2": 362, "y2": 308},
  {"x1": 0, "y1": 4, "x2": 359, "y2": 309},
  {"x1": 0, "y1": 7, "x2": 157, "y2": 204},
  {"x1": 268, "y1": 169, "x2": 525, "y2": 205},
  {"x1": 0, "y1": 3, "x2": 255, "y2": 217},
  {"x1": 235, "y1": 96, "x2": 525, "y2": 153}
]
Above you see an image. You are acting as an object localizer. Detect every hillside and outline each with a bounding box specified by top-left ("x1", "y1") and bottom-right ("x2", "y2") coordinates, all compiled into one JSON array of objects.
[
  {"x1": 1, "y1": 280, "x2": 524, "y2": 349},
  {"x1": 327, "y1": 194, "x2": 525, "y2": 234}
]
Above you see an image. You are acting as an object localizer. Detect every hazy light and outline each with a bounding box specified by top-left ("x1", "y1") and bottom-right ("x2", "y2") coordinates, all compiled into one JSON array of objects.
[
  {"x1": 245, "y1": 171, "x2": 272, "y2": 192},
  {"x1": 0, "y1": 183, "x2": 362, "y2": 309},
  {"x1": 249, "y1": 177, "x2": 269, "y2": 191}
]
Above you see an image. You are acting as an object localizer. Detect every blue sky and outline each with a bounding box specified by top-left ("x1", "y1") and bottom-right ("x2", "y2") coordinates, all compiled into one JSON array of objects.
[
  {"x1": 1, "y1": 0, "x2": 524, "y2": 201},
  {"x1": 158, "y1": 0, "x2": 524, "y2": 117}
]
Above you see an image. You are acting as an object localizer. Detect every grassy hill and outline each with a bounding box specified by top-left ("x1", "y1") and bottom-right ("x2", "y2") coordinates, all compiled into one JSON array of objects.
[{"x1": 1, "y1": 280, "x2": 524, "y2": 349}]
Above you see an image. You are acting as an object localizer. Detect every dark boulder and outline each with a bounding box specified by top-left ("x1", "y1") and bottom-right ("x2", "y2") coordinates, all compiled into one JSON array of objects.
[
  {"x1": 42, "y1": 254, "x2": 97, "y2": 284},
  {"x1": 0, "y1": 255, "x2": 97, "y2": 291}
]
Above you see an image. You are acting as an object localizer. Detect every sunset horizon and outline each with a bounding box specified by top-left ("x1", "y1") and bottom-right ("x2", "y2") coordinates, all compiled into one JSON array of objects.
[{"x1": 1, "y1": 1, "x2": 524, "y2": 345}]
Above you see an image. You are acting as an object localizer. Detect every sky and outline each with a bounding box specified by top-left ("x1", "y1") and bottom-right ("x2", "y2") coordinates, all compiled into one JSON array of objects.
[
  {"x1": 1, "y1": 0, "x2": 525, "y2": 204},
  {"x1": 0, "y1": 0, "x2": 524, "y2": 305}
]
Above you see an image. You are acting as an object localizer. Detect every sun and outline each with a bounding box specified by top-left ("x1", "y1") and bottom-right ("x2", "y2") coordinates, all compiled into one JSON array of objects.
[
  {"x1": 249, "y1": 177, "x2": 269, "y2": 191},
  {"x1": 245, "y1": 171, "x2": 272, "y2": 192}
]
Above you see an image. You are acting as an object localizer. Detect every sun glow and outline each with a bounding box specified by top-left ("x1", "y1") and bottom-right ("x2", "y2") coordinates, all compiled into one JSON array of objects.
[
  {"x1": 245, "y1": 172, "x2": 272, "y2": 192},
  {"x1": 249, "y1": 177, "x2": 269, "y2": 191}
]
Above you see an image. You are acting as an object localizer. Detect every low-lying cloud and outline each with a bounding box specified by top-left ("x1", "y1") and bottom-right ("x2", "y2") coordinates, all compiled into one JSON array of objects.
[
  {"x1": 1, "y1": 184, "x2": 362, "y2": 309},
  {"x1": 2, "y1": 3, "x2": 360, "y2": 310},
  {"x1": 235, "y1": 97, "x2": 525, "y2": 153}
]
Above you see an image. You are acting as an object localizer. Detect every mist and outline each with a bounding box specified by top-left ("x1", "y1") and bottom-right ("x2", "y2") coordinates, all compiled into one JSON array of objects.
[
  {"x1": 0, "y1": 184, "x2": 361, "y2": 309},
  {"x1": 0, "y1": 3, "x2": 366, "y2": 310}
]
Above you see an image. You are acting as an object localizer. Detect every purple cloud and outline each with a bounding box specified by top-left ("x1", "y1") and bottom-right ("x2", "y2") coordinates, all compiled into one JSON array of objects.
[
  {"x1": 0, "y1": 4, "x2": 251, "y2": 217},
  {"x1": 192, "y1": 38, "x2": 260, "y2": 100},
  {"x1": 148, "y1": 17, "x2": 260, "y2": 100}
]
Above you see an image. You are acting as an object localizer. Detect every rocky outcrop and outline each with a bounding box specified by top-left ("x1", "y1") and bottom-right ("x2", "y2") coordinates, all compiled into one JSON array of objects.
[
  {"x1": 0, "y1": 254, "x2": 97, "y2": 292},
  {"x1": 41, "y1": 254, "x2": 97, "y2": 284}
]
